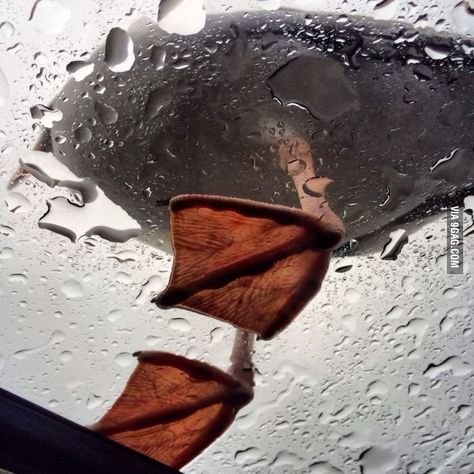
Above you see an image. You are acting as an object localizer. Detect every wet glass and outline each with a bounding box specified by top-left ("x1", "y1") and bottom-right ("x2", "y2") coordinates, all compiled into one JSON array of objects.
[{"x1": 0, "y1": 0, "x2": 473, "y2": 472}]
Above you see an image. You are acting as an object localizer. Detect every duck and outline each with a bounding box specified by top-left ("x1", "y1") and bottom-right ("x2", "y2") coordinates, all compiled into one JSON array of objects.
[
  {"x1": 30, "y1": 11, "x2": 473, "y2": 257},
  {"x1": 20, "y1": 10, "x2": 474, "y2": 469}
]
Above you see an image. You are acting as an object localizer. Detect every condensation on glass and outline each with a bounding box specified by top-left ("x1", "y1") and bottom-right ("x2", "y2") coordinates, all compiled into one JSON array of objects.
[{"x1": 0, "y1": 0, "x2": 473, "y2": 473}]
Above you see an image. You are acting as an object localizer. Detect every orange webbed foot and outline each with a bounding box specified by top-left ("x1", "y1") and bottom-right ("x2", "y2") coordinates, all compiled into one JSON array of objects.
[
  {"x1": 155, "y1": 194, "x2": 345, "y2": 339},
  {"x1": 93, "y1": 351, "x2": 252, "y2": 469}
]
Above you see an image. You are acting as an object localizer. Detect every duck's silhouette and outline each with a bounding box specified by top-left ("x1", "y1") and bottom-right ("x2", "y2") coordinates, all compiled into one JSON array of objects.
[{"x1": 35, "y1": 11, "x2": 474, "y2": 255}]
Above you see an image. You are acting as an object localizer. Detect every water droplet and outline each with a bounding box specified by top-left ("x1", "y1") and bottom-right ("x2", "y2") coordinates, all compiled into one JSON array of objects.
[
  {"x1": 39, "y1": 192, "x2": 141, "y2": 243},
  {"x1": 14, "y1": 330, "x2": 65, "y2": 359},
  {"x1": 60, "y1": 278, "x2": 84, "y2": 299},
  {"x1": 203, "y1": 41, "x2": 218, "y2": 54},
  {"x1": 5, "y1": 192, "x2": 33, "y2": 213},
  {"x1": 29, "y1": 0, "x2": 71, "y2": 34},
  {"x1": 442, "y1": 288, "x2": 458, "y2": 299},
  {"x1": 87, "y1": 394, "x2": 103, "y2": 410},
  {"x1": 114, "y1": 352, "x2": 134, "y2": 367},
  {"x1": 6, "y1": 42, "x2": 21, "y2": 55},
  {"x1": 115, "y1": 271, "x2": 132, "y2": 284},
  {"x1": 30, "y1": 104, "x2": 63, "y2": 128},
  {"x1": 412, "y1": 64, "x2": 433, "y2": 81},
  {"x1": 136, "y1": 275, "x2": 164, "y2": 304},
  {"x1": 366, "y1": 380, "x2": 389, "y2": 397},
  {"x1": 424, "y1": 45, "x2": 450, "y2": 60},
  {"x1": 107, "y1": 309, "x2": 122, "y2": 322},
  {"x1": 424, "y1": 356, "x2": 473, "y2": 379},
  {"x1": 157, "y1": 0, "x2": 206, "y2": 35},
  {"x1": 60, "y1": 350, "x2": 73, "y2": 362},
  {"x1": 309, "y1": 462, "x2": 343, "y2": 474},
  {"x1": 33, "y1": 51, "x2": 47, "y2": 65},
  {"x1": 0, "y1": 21, "x2": 15, "y2": 38},
  {"x1": 104, "y1": 27, "x2": 135, "y2": 73},
  {"x1": 75, "y1": 125, "x2": 92, "y2": 144},
  {"x1": 373, "y1": 0, "x2": 399, "y2": 21},
  {"x1": 335, "y1": 264, "x2": 352, "y2": 273},
  {"x1": 302, "y1": 177, "x2": 332, "y2": 197},
  {"x1": 145, "y1": 335, "x2": 160, "y2": 346},
  {"x1": 380, "y1": 229, "x2": 408, "y2": 260},
  {"x1": 396, "y1": 318, "x2": 429, "y2": 347},
  {"x1": 453, "y1": 2, "x2": 474, "y2": 36},
  {"x1": 95, "y1": 100, "x2": 118, "y2": 125},
  {"x1": 344, "y1": 288, "x2": 361, "y2": 304},
  {"x1": 9, "y1": 273, "x2": 28, "y2": 284},
  {"x1": 150, "y1": 45, "x2": 166, "y2": 71},
  {"x1": 172, "y1": 58, "x2": 191, "y2": 70},
  {"x1": 145, "y1": 88, "x2": 172, "y2": 118},
  {"x1": 457, "y1": 404, "x2": 472, "y2": 420},
  {"x1": 408, "y1": 383, "x2": 420, "y2": 396},
  {"x1": 0, "y1": 225, "x2": 15, "y2": 237},
  {"x1": 430, "y1": 148, "x2": 472, "y2": 185},
  {"x1": 66, "y1": 60, "x2": 94, "y2": 81},
  {"x1": 270, "y1": 451, "x2": 305, "y2": 469},
  {"x1": 235, "y1": 447, "x2": 262, "y2": 465},
  {"x1": 339, "y1": 431, "x2": 371, "y2": 449},
  {"x1": 380, "y1": 167, "x2": 415, "y2": 211},
  {"x1": 210, "y1": 327, "x2": 225, "y2": 343},
  {"x1": 386, "y1": 305, "x2": 403, "y2": 319},
  {"x1": 359, "y1": 444, "x2": 399, "y2": 474},
  {"x1": 168, "y1": 317, "x2": 192, "y2": 332},
  {"x1": 401, "y1": 275, "x2": 418, "y2": 294},
  {"x1": 93, "y1": 84, "x2": 106, "y2": 95},
  {"x1": 0, "y1": 68, "x2": 9, "y2": 107},
  {"x1": 108, "y1": 249, "x2": 138, "y2": 263},
  {"x1": 439, "y1": 306, "x2": 469, "y2": 333}
]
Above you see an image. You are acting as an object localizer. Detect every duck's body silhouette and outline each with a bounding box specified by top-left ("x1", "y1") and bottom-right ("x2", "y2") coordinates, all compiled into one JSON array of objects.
[{"x1": 36, "y1": 11, "x2": 474, "y2": 254}]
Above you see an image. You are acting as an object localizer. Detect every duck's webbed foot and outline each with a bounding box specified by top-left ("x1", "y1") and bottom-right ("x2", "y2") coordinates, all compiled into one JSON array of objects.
[
  {"x1": 93, "y1": 351, "x2": 252, "y2": 469},
  {"x1": 155, "y1": 192, "x2": 344, "y2": 339}
]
